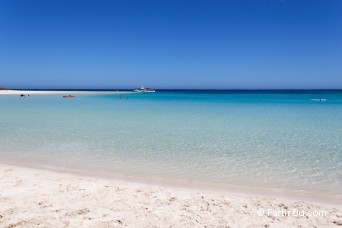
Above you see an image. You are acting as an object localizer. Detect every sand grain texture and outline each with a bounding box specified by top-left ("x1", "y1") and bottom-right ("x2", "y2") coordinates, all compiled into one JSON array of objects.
[{"x1": 0, "y1": 165, "x2": 341, "y2": 228}]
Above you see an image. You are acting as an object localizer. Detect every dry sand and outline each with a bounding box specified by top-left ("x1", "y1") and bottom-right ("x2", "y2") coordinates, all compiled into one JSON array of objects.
[
  {"x1": 0, "y1": 90, "x2": 134, "y2": 95},
  {"x1": 0, "y1": 164, "x2": 341, "y2": 227}
]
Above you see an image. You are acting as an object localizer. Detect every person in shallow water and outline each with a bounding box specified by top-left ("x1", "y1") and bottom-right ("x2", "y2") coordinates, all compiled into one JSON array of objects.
[{"x1": 19, "y1": 94, "x2": 29, "y2": 98}]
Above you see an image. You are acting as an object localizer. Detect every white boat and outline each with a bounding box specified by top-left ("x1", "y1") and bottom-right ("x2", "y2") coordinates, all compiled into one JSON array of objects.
[
  {"x1": 310, "y1": 98, "x2": 326, "y2": 102},
  {"x1": 134, "y1": 86, "x2": 156, "y2": 93}
]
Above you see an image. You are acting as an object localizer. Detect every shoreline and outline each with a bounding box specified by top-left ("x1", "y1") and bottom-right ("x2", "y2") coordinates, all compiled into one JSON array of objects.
[
  {"x1": 0, "y1": 89, "x2": 135, "y2": 95},
  {"x1": 0, "y1": 160, "x2": 340, "y2": 207},
  {"x1": 0, "y1": 163, "x2": 341, "y2": 227}
]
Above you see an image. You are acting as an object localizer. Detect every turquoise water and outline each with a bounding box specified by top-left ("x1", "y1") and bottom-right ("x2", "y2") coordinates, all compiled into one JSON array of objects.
[{"x1": 1, "y1": 91, "x2": 342, "y2": 200}]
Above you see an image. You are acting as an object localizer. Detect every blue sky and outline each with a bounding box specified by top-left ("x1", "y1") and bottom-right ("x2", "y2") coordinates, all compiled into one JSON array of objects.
[{"x1": 0, "y1": 0, "x2": 341, "y2": 89}]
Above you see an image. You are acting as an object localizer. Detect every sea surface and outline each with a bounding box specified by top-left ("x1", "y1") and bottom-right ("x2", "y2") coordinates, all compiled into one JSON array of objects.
[{"x1": 1, "y1": 90, "x2": 341, "y2": 201}]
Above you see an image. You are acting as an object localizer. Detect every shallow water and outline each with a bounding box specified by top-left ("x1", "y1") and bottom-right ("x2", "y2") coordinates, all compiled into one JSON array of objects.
[{"x1": 1, "y1": 91, "x2": 341, "y2": 200}]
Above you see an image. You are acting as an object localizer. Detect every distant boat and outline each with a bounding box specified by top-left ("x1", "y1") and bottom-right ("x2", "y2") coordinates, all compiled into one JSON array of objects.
[
  {"x1": 310, "y1": 99, "x2": 326, "y2": 102},
  {"x1": 63, "y1": 95, "x2": 75, "y2": 98},
  {"x1": 134, "y1": 86, "x2": 155, "y2": 93}
]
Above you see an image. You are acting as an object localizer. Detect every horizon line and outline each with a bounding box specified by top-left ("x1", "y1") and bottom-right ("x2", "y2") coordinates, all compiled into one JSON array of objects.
[{"x1": 4, "y1": 88, "x2": 342, "y2": 91}]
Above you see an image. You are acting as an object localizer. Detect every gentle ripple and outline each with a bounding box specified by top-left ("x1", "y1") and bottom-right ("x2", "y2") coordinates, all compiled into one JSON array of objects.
[{"x1": 0, "y1": 91, "x2": 341, "y2": 200}]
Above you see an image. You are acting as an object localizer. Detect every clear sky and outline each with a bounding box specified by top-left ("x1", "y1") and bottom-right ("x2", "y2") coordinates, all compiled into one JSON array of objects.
[{"x1": 0, "y1": 0, "x2": 341, "y2": 89}]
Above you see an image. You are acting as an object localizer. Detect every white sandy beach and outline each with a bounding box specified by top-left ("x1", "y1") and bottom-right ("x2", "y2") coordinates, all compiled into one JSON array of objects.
[
  {"x1": 0, "y1": 164, "x2": 340, "y2": 228},
  {"x1": 0, "y1": 90, "x2": 134, "y2": 95}
]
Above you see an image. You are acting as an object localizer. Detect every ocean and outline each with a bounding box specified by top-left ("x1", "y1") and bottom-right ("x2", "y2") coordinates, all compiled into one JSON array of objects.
[{"x1": 1, "y1": 90, "x2": 341, "y2": 201}]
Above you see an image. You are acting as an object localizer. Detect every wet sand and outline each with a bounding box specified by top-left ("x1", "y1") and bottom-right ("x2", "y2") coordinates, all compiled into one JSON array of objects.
[{"x1": 0, "y1": 164, "x2": 340, "y2": 227}]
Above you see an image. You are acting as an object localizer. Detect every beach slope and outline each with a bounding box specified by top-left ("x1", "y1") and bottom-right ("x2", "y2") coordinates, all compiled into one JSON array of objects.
[{"x1": 0, "y1": 164, "x2": 340, "y2": 227}]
